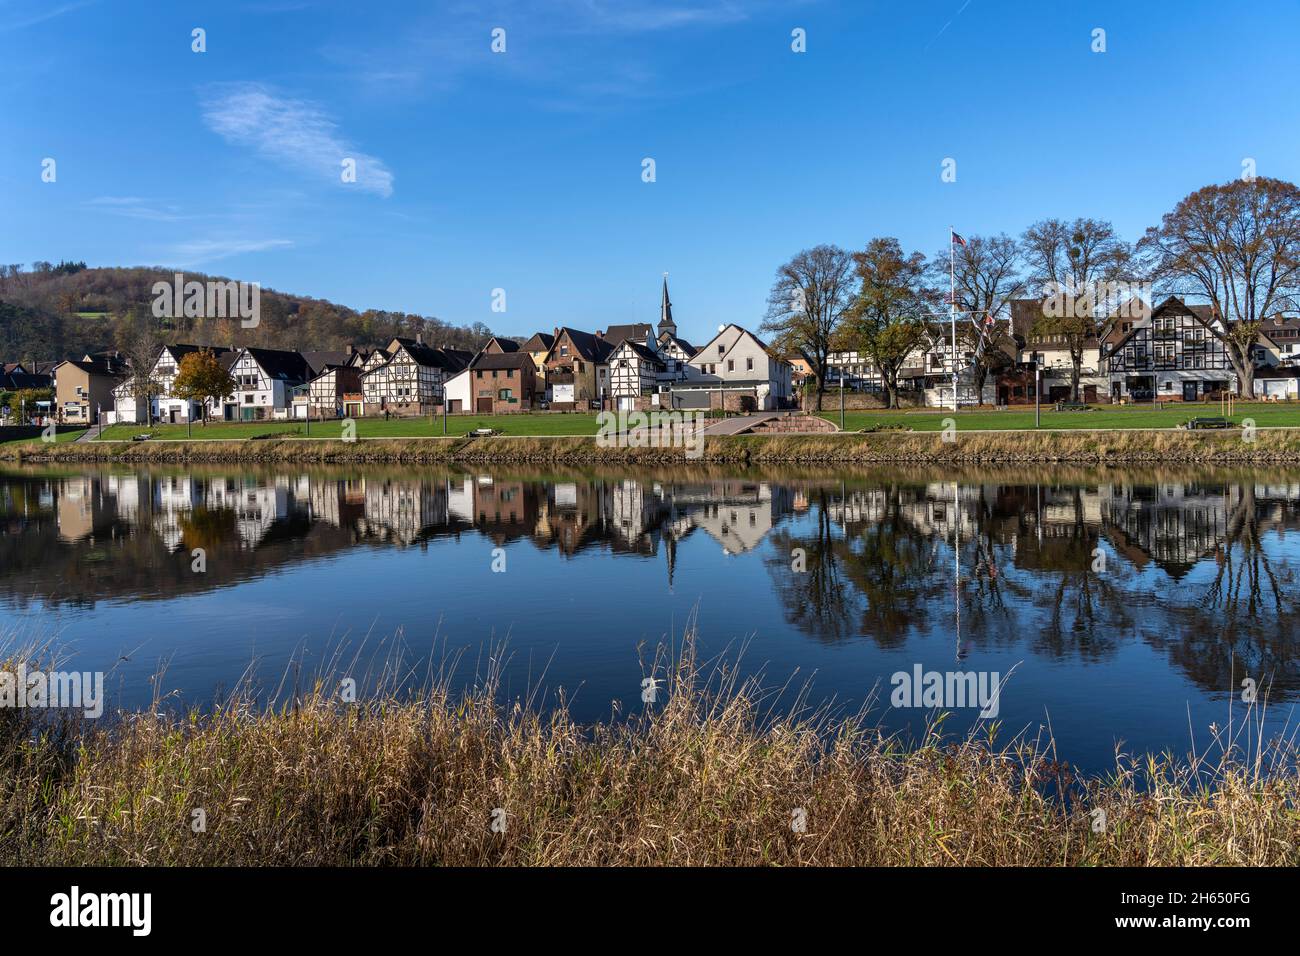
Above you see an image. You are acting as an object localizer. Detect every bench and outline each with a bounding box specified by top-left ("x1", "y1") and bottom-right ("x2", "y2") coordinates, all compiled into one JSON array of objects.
[
  {"x1": 131, "y1": 434, "x2": 152, "y2": 442},
  {"x1": 1053, "y1": 401, "x2": 1090, "y2": 412},
  {"x1": 467, "y1": 428, "x2": 499, "y2": 438},
  {"x1": 1181, "y1": 417, "x2": 1232, "y2": 430}
]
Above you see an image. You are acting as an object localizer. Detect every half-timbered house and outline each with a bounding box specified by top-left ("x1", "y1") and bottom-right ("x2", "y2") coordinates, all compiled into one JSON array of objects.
[
  {"x1": 214, "y1": 348, "x2": 313, "y2": 421},
  {"x1": 1102, "y1": 296, "x2": 1234, "y2": 402},
  {"x1": 361, "y1": 337, "x2": 471, "y2": 415},
  {"x1": 608, "y1": 339, "x2": 666, "y2": 409},
  {"x1": 112, "y1": 344, "x2": 234, "y2": 424}
]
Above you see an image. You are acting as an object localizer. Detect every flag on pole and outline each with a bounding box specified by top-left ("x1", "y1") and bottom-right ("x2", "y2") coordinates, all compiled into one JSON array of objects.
[{"x1": 951, "y1": 231, "x2": 967, "y2": 246}]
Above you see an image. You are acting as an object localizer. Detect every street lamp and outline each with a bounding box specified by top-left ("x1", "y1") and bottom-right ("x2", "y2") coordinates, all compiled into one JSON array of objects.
[{"x1": 1035, "y1": 360, "x2": 1041, "y2": 428}]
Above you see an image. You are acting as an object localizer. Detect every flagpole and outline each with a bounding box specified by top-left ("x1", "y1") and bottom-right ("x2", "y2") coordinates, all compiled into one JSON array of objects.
[{"x1": 949, "y1": 228, "x2": 958, "y2": 411}]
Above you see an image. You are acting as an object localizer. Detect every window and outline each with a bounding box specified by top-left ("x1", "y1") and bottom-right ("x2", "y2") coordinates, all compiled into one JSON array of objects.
[
  {"x1": 717, "y1": 345, "x2": 725, "y2": 356},
  {"x1": 498, "y1": 389, "x2": 512, "y2": 401},
  {"x1": 476, "y1": 370, "x2": 483, "y2": 378},
  {"x1": 727, "y1": 359, "x2": 734, "y2": 372},
  {"x1": 746, "y1": 357, "x2": 753, "y2": 371}
]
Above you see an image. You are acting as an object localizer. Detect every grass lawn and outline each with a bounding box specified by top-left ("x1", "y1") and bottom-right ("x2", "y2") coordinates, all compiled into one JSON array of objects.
[
  {"x1": 817, "y1": 402, "x2": 1300, "y2": 432},
  {"x1": 93, "y1": 413, "x2": 605, "y2": 441},
  {"x1": 0, "y1": 428, "x2": 87, "y2": 446}
]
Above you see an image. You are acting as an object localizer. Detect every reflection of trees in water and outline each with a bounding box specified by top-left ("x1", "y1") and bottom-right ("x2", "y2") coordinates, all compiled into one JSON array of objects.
[
  {"x1": 179, "y1": 507, "x2": 239, "y2": 552},
  {"x1": 765, "y1": 485, "x2": 933, "y2": 648},
  {"x1": 2, "y1": 467, "x2": 1298, "y2": 699},
  {"x1": 1157, "y1": 486, "x2": 1300, "y2": 696},
  {"x1": 762, "y1": 477, "x2": 1298, "y2": 696}
]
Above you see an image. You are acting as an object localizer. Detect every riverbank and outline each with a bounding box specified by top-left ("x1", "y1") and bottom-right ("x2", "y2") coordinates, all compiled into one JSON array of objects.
[
  {"x1": 4, "y1": 645, "x2": 1294, "y2": 866},
  {"x1": 5, "y1": 428, "x2": 1300, "y2": 465}
]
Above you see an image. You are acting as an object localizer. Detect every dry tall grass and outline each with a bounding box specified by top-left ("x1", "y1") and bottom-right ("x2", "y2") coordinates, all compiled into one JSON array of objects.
[
  {"x1": 8, "y1": 429, "x2": 1300, "y2": 466},
  {"x1": 2, "y1": 639, "x2": 1298, "y2": 866}
]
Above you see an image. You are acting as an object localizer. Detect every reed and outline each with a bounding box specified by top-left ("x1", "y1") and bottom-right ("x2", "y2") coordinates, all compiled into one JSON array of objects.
[
  {"x1": 2, "y1": 636, "x2": 1297, "y2": 866},
  {"x1": 6, "y1": 429, "x2": 1300, "y2": 466}
]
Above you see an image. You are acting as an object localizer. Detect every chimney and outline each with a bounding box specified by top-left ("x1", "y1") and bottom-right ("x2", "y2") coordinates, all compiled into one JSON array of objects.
[
  {"x1": 416, "y1": 332, "x2": 424, "y2": 345},
  {"x1": 595, "y1": 330, "x2": 603, "y2": 339}
]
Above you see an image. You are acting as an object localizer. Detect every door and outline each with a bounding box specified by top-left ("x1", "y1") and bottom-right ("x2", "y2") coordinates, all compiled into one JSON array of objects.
[
  {"x1": 1182, "y1": 381, "x2": 1198, "y2": 402},
  {"x1": 476, "y1": 397, "x2": 493, "y2": 413}
]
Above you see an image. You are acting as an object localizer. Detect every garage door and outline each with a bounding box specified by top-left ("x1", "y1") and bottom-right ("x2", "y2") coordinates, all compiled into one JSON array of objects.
[{"x1": 476, "y1": 397, "x2": 493, "y2": 413}]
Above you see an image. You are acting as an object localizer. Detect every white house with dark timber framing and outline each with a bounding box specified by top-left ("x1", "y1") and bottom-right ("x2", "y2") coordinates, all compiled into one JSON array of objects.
[
  {"x1": 111, "y1": 344, "x2": 233, "y2": 424},
  {"x1": 608, "y1": 337, "x2": 666, "y2": 409},
  {"x1": 213, "y1": 347, "x2": 313, "y2": 421},
  {"x1": 361, "y1": 336, "x2": 471, "y2": 414}
]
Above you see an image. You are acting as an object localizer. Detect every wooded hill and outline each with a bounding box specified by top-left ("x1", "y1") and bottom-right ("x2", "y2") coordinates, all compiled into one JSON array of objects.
[{"x1": 0, "y1": 262, "x2": 499, "y2": 365}]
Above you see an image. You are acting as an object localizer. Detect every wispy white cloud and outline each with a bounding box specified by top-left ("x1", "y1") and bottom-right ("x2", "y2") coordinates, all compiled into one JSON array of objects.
[
  {"x1": 0, "y1": 0, "x2": 97, "y2": 33},
  {"x1": 169, "y1": 237, "x2": 294, "y2": 267},
  {"x1": 561, "y1": 1, "x2": 747, "y2": 33},
  {"x1": 86, "y1": 196, "x2": 187, "y2": 222},
  {"x1": 201, "y1": 83, "x2": 394, "y2": 197}
]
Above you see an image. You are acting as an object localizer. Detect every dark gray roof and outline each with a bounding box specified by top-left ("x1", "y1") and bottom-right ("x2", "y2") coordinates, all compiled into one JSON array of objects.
[
  {"x1": 299, "y1": 349, "x2": 351, "y2": 375},
  {"x1": 616, "y1": 340, "x2": 666, "y2": 367},
  {"x1": 602, "y1": 323, "x2": 654, "y2": 348},
  {"x1": 553, "y1": 327, "x2": 614, "y2": 363},
  {"x1": 243, "y1": 347, "x2": 313, "y2": 383},
  {"x1": 471, "y1": 352, "x2": 536, "y2": 371}
]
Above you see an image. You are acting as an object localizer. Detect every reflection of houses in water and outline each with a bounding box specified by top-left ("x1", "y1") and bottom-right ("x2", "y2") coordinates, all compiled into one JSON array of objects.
[
  {"x1": 358, "y1": 478, "x2": 449, "y2": 545},
  {"x1": 151, "y1": 475, "x2": 204, "y2": 551},
  {"x1": 1099, "y1": 481, "x2": 1234, "y2": 579},
  {"x1": 307, "y1": 477, "x2": 367, "y2": 530},
  {"x1": 473, "y1": 478, "x2": 542, "y2": 547},
  {"x1": 608, "y1": 479, "x2": 791, "y2": 566},
  {"x1": 203, "y1": 475, "x2": 310, "y2": 549},
  {"x1": 678, "y1": 481, "x2": 786, "y2": 555}
]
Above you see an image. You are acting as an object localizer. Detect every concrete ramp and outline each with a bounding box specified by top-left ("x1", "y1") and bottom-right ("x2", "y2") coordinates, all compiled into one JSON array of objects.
[{"x1": 701, "y1": 413, "x2": 838, "y2": 436}]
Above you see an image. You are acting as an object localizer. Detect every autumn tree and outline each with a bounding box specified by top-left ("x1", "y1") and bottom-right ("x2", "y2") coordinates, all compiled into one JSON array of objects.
[
  {"x1": 839, "y1": 238, "x2": 934, "y2": 409},
  {"x1": 928, "y1": 234, "x2": 1026, "y2": 404},
  {"x1": 172, "y1": 349, "x2": 236, "y2": 425},
  {"x1": 761, "y1": 244, "x2": 857, "y2": 410},
  {"x1": 1021, "y1": 218, "x2": 1132, "y2": 400},
  {"x1": 1139, "y1": 176, "x2": 1300, "y2": 398}
]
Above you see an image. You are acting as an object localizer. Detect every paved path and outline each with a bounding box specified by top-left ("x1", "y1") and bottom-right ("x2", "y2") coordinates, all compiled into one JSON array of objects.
[{"x1": 699, "y1": 414, "x2": 782, "y2": 436}]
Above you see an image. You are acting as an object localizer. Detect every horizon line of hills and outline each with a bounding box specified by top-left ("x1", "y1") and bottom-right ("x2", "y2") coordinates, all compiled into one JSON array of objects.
[{"x1": 0, "y1": 263, "x2": 508, "y2": 366}]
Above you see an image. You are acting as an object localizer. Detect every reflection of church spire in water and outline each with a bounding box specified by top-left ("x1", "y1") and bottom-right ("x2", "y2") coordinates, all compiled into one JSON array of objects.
[{"x1": 665, "y1": 531, "x2": 676, "y2": 592}]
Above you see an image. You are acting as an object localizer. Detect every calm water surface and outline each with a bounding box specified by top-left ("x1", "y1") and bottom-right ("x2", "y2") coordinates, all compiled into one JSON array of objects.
[{"x1": 2, "y1": 463, "x2": 1298, "y2": 772}]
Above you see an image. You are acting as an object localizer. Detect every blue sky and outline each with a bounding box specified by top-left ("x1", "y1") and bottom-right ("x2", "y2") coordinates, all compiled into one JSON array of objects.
[{"x1": 2, "y1": 0, "x2": 1297, "y2": 345}]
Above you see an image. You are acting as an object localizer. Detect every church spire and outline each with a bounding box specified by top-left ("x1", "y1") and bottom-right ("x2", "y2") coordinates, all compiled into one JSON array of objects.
[{"x1": 658, "y1": 273, "x2": 676, "y2": 337}]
